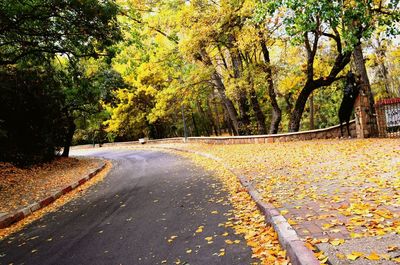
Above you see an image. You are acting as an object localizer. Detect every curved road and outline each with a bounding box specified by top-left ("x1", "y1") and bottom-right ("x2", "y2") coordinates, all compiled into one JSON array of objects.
[{"x1": 0, "y1": 149, "x2": 253, "y2": 265}]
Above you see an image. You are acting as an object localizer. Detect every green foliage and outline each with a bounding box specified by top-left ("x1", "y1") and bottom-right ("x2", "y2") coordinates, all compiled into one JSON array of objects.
[
  {"x1": 0, "y1": 68, "x2": 67, "y2": 165},
  {"x1": 0, "y1": 0, "x2": 122, "y2": 164},
  {"x1": 0, "y1": 0, "x2": 121, "y2": 65},
  {"x1": 300, "y1": 84, "x2": 343, "y2": 130},
  {"x1": 63, "y1": 59, "x2": 127, "y2": 145}
]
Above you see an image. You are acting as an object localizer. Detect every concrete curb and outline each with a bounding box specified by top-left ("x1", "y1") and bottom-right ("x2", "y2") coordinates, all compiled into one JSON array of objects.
[
  {"x1": 0, "y1": 161, "x2": 106, "y2": 229},
  {"x1": 160, "y1": 147, "x2": 320, "y2": 265}
]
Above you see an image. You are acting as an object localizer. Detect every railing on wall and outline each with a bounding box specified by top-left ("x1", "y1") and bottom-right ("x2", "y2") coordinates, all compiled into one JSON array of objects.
[
  {"x1": 70, "y1": 120, "x2": 356, "y2": 149},
  {"x1": 375, "y1": 98, "x2": 400, "y2": 138}
]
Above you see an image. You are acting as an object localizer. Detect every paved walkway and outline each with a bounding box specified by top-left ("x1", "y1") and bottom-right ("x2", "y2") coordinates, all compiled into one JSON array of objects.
[
  {"x1": 152, "y1": 139, "x2": 400, "y2": 264},
  {"x1": 0, "y1": 150, "x2": 254, "y2": 265}
]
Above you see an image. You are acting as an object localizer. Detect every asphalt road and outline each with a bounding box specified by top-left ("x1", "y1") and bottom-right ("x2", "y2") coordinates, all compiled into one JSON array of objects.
[{"x1": 0, "y1": 149, "x2": 253, "y2": 265}]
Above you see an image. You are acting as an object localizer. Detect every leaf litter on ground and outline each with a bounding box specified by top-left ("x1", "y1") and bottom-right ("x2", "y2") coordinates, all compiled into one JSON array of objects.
[
  {"x1": 177, "y1": 152, "x2": 290, "y2": 265},
  {"x1": 153, "y1": 138, "x2": 400, "y2": 263},
  {"x1": 0, "y1": 157, "x2": 102, "y2": 213},
  {"x1": 0, "y1": 160, "x2": 111, "y2": 239}
]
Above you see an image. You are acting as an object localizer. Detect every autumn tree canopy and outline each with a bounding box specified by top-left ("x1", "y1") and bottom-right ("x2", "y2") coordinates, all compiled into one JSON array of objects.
[
  {"x1": 1, "y1": 0, "x2": 399, "y2": 164},
  {"x1": 102, "y1": 0, "x2": 399, "y2": 139}
]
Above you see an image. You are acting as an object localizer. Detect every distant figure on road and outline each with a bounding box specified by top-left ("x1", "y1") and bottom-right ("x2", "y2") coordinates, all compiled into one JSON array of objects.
[{"x1": 339, "y1": 71, "x2": 360, "y2": 138}]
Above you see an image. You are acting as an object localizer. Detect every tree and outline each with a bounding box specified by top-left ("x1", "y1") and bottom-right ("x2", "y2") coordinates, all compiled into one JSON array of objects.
[
  {"x1": 0, "y1": 0, "x2": 121, "y2": 65},
  {"x1": 270, "y1": 0, "x2": 353, "y2": 132},
  {"x1": 0, "y1": 68, "x2": 67, "y2": 165},
  {"x1": 258, "y1": 0, "x2": 399, "y2": 132},
  {"x1": 345, "y1": 0, "x2": 400, "y2": 136},
  {"x1": 367, "y1": 34, "x2": 400, "y2": 98},
  {"x1": 58, "y1": 58, "x2": 126, "y2": 156},
  {"x1": 0, "y1": 0, "x2": 121, "y2": 164}
]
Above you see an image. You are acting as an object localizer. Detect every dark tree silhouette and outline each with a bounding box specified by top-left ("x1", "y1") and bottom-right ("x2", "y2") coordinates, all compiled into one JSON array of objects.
[{"x1": 339, "y1": 72, "x2": 360, "y2": 138}]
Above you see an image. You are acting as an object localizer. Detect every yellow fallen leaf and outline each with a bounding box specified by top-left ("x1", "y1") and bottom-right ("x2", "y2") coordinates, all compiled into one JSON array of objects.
[
  {"x1": 322, "y1": 223, "x2": 333, "y2": 229},
  {"x1": 350, "y1": 232, "x2": 362, "y2": 238},
  {"x1": 392, "y1": 257, "x2": 400, "y2": 262},
  {"x1": 320, "y1": 257, "x2": 328, "y2": 263},
  {"x1": 336, "y1": 253, "x2": 346, "y2": 259},
  {"x1": 280, "y1": 210, "x2": 289, "y2": 215},
  {"x1": 330, "y1": 238, "x2": 345, "y2": 246},
  {"x1": 366, "y1": 252, "x2": 380, "y2": 260},
  {"x1": 305, "y1": 242, "x2": 316, "y2": 251},
  {"x1": 167, "y1": 235, "x2": 178, "y2": 243},
  {"x1": 186, "y1": 249, "x2": 192, "y2": 254},
  {"x1": 346, "y1": 251, "x2": 363, "y2": 260}
]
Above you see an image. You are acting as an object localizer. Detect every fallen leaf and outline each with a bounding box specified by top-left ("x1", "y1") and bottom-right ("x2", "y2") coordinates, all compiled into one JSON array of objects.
[
  {"x1": 330, "y1": 239, "x2": 345, "y2": 246},
  {"x1": 346, "y1": 251, "x2": 363, "y2": 260},
  {"x1": 366, "y1": 252, "x2": 380, "y2": 260}
]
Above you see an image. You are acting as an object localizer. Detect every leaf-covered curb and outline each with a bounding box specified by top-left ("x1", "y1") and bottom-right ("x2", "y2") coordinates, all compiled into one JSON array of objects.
[
  {"x1": 160, "y1": 147, "x2": 320, "y2": 265},
  {"x1": 0, "y1": 161, "x2": 106, "y2": 229}
]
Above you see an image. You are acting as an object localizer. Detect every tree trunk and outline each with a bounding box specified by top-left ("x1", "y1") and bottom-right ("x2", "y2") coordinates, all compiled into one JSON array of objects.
[
  {"x1": 375, "y1": 38, "x2": 391, "y2": 95},
  {"x1": 249, "y1": 88, "x2": 267, "y2": 134},
  {"x1": 181, "y1": 105, "x2": 188, "y2": 139},
  {"x1": 288, "y1": 36, "x2": 351, "y2": 132},
  {"x1": 206, "y1": 99, "x2": 219, "y2": 136},
  {"x1": 199, "y1": 48, "x2": 240, "y2": 135},
  {"x1": 62, "y1": 116, "x2": 76, "y2": 157},
  {"x1": 260, "y1": 40, "x2": 281, "y2": 134},
  {"x1": 229, "y1": 48, "x2": 251, "y2": 134},
  {"x1": 222, "y1": 105, "x2": 234, "y2": 136},
  {"x1": 380, "y1": 61, "x2": 390, "y2": 95},
  {"x1": 309, "y1": 92, "x2": 315, "y2": 130},
  {"x1": 191, "y1": 111, "x2": 200, "y2": 136},
  {"x1": 237, "y1": 95, "x2": 250, "y2": 134},
  {"x1": 353, "y1": 43, "x2": 378, "y2": 136},
  {"x1": 289, "y1": 83, "x2": 314, "y2": 132},
  {"x1": 212, "y1": 74, "x2": 240, "y2": 135},
  {"x1": 212, "y1": 99, "x2": 222, "y2": 135}
]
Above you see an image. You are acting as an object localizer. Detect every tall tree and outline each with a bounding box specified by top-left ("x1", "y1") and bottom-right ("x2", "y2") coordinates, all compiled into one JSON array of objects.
[
  {"x1": 257, "y1": 0, "x2": 399, "y2": 132},
  {"x1": 0, "y1": 0, "x2": 121, "y2": 65},
  {"x1": 345, "y1": 0, "x2": 400, "y2": 136},
  {"x1": 0, "y1": 0, "x2": 121, "y2": 163}
]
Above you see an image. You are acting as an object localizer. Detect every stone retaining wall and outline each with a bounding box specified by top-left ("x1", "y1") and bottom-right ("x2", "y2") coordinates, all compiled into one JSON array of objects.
[
  {"x1": 72, "y1": 121, "x2": 356, "y2": 148},
  {"x1": 186, "y1": 120, "x2": 356, "y2": 144}
]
